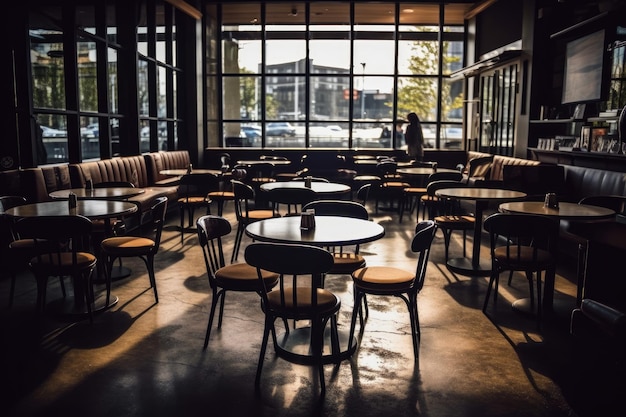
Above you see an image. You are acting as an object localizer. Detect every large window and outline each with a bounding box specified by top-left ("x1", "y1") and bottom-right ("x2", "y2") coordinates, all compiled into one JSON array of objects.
[{"x1": 218, "y1": 2, "x2": 468, "y2": 150}]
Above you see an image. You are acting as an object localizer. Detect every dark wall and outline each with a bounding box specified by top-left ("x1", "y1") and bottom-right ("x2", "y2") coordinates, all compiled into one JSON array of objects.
[{"x1": 476, "y1": 0, "x2": 523, "y2": 57}]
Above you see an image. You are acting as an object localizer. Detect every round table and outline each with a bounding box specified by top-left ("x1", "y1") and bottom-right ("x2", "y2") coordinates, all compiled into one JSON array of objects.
[
  {"x1": 49, "y1": 187, "x2": 145, "y2": 200},
  {"x1": 260, "y1": 181, "x2": 351, "y2": 197},
  {"x1": 245, "y1": 215, "x2": 385, "y2": 363},
  {"x1": 5, "y1": 200, "x2": 138, "y2": 317},
  {"x1": 159, "y1": 168, "x2": 222, "y2": 176},
  {"x1": 499, "y1": 201, "x2": 615, "y2": 316},
  {"x1": 236, "y1": 159, "x2": 292, "y2": 166},
  {"x1": 435, "y1": 188, "x2": 527, "y2": 276},
  {"x1": 397, "y1": 167, "x2": 458, "y2": 177}
]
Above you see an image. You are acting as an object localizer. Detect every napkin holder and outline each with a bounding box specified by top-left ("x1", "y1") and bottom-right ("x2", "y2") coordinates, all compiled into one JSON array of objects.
[
  {"x1": 544, "y1": 192, "x2": 559, "y2": 209},
  {"x1": 300, "y1": 209, "x2": 316, "y2": 230}
]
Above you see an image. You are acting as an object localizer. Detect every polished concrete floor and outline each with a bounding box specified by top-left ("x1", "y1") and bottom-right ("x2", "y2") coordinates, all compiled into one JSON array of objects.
[{"x1": 1, "y1": 200, "x2": 623, "y2": 417}]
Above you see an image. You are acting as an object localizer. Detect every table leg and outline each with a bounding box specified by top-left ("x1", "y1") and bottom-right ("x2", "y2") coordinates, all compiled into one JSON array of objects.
[{"x1": 446, "y1": 200, "x2": 491, "y2": 277}]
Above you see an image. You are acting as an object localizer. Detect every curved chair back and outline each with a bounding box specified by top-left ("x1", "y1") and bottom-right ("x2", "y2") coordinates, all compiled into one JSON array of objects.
[
  {"x1": 149, "y1": 196, "x2": 169, "y2": 254},
  {"x1": 579, "y1": 195, "x2": 626, "y2": 216},
  {"x1": 411, "y1": 220, "x2": 437, "y2": 292},
  {"x1": 303, "y1": 200, "x2": 368, "y2": 220},
  {"x1": 427, "y1": 171, "x2": 463, "y2": 183},
  {"x1": 265, "y1": 187, "x2": 318, "y2": 216},
  {"x1": 196, "y1": 215, "x2": 231, "y2": 285}
]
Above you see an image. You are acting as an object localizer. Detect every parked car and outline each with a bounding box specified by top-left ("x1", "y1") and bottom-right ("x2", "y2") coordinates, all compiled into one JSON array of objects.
[
  {"x1": 266, "y1": 122, "x2": 296, "y2": 137},
  {"x1": 40, "y1": 125, "x2": 67, "y2": 138},
  {"x1": 241, "y1": 125, "x2": 262, "y2": 141}
]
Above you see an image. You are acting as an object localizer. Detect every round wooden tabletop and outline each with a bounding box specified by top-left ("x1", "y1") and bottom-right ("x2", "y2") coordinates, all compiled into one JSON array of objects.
[
  {"x1": 397, "y1": 167, "x2": 458, "y2": 176},
  {"x1": 436, "y1": 187, "x2": 527, "y2": 201},
  {"x1": 49, "y1": 187, "x2": 144, "y2": 200},
  {"x1": 4, "y1": 200, "x2": 138, "y2": 220},
  {"x1": 245, "y1": 215, "x2": 385, "y2": 246},
  {"x1": 260, "y1": 181, "x2": 351, "y2": 195},
  {"x1": 499, "y1": 201, "x2": 616, "y2": 220},
  {"x1": 159, "y1": 169, "x2": 222, "y2": 176}
]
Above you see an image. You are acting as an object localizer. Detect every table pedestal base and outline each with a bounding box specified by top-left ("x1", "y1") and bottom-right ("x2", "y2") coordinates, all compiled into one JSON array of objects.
[
  {"x1": 512, "y1": 297, "x2": 576, "y2": 320},
  {"x1": 47, "y1": 293, "x2": 118, "y2": 320},
  {"x1": 275, "y1": 327, "x2": 357, "y2": 365},
  {"x1": 446, "y1": 257, "x2": 491, "y2": 277}
]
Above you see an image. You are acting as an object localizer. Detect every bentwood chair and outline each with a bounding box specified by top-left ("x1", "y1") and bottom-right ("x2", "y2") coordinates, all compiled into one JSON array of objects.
[
  {"x1": 349, "y1": 220, "x2": 436, "y2": 359},
  {"x1": 14, "y1": 214, "x2": 97, "y2": 322},
  {"x1": 482, "y1": 212, "x2": 559, "y2": 328},
  {"x1": 208, "y1": 167, "x2": 247, "y2": 216},
  {"x1": 231, "y1": 180, "x2": 278, "y2": 262},
  {"x1": 1, "y1": 196, "x2": 66, "y2": 307},
  {"x1": 100, "y1": 197, "x2": 168, "y2": 304},
  {"x1": 244, "y1": 242, "x2": 339, "y2": 396},
  {"x1": 265, "y1": 186, "x2": 318, "y2": 216},
  {"x1": 196, "y1": 215, "x2": 281, "y2": 349},
  {"x1": 177, "y1": 173, "x2": 220, "y2": 244}
]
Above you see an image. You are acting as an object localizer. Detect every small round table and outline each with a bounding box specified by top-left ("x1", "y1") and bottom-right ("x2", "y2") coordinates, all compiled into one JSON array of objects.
[
  {"x1": 260, "y1": 181, "x2": 351, "y2": 197},
  {"x1": 246, "y1": 215, "x2": 385, "y2": 363},
  {"x1": 49, "y1": 187, "x2": 145, "y2": 200},
  {"x1": 435, "y1": 188, "x2": 527, "y2": 276},
  {"x1": 159, "y1": 168, "x2": 222, "y2": 176},
  {"x1": 499, "y1": 201, "x2": 615, "y2": 316}
]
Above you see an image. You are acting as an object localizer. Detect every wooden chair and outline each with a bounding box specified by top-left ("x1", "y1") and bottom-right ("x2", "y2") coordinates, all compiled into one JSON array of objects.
[
  {"x1": 348, "y1": 220, "x2": 437, "y2": 359},
  {"x1": 482, "y1": 212, "x2": 559, "y2": 328},
  {"x1": 177, "y1": 173, "x2": 220, "y2": 244},
  {"x1": 265, "y1": 186, "x2": 318, "y2": 216},
  {"x1": 13, "y1": 214, "x2": 97, "y2": 322},
  {"x1": 231, "y1": 180, "x2": 278, "y2": 262},
  {"x1": 244, "y1": 242, "x2": 338, "y2": 396},
  {"x1": 100, "y1": 197, "x2": 168, "y2": 305},
  {"x1": 1, "y1": 196, "x2": 66, "y2": 307},
  {"x1": 196, "y1": 215, "x2": 281, "y2": 349},
  {"x1": 208, "y1": 167, "x2": 247, "y2": 216}
]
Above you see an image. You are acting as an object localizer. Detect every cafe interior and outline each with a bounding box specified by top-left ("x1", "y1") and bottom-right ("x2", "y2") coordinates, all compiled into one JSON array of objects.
[{"x1": 2, "y1": 1, "x2": 626, "y2": 416}]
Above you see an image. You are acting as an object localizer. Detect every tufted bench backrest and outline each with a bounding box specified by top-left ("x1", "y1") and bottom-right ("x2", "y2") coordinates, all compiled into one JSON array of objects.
[
  {"x1": 562, "y1": 165, "x2": 626, "y2": 203},
  {"x1": 488, "y1": 155, "x2": 541, "y2": 182},
  {"x1": 144, "y1": 150, "x2": 191, "y2": 186},
  {"x1": 69, "y1": 155, "x2": 150, "y2": 188}
]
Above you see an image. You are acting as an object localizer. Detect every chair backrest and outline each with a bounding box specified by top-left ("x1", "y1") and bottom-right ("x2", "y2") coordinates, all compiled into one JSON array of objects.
[
  {"x1": 579, "y1": 195, "x2": 626, "y2": 216},
  {"x1": 232, "y1": 180, "x2": 256, "y2": 221},
  {"x1": 244, "y1": 242, "x2": 334, "y2": 317},
  {"x1": 265, "y1": 187, "x2": 318, "y2": 215},
  {"x1": 356, "y1": 183, "x2": 371, "y2": 206},
  {"x1": 483, "y1": 212, "x2": 558, "y2": 265},
  {"x1": 14, "y1": 214, "x2": 94, "y2": 274},
  {"x1": 178, "y1": 173, "x2": 220, "y2": 201},
  {"x1": 426, "y1": 179, "x2": 465, "y2": 197},
  {"x1": 428, "y1": 171, "x2": 463, "y2": 183},
  {"x1": 0, "y1": 195, "x2": 27, "y2": 212},
  {"x1": 0, "y1": 196, "x2": 28, "y2": 246},
  {"x1": 145, "y1": 196, "x2": 168, "y2": 252},
  {"x1": 303, "y1": 200, "x2": 368, "y2": 220},
  {"x1": 411, "y1": 220, "x2": 437, "y2": 291},
  {"x1": 196, "y1": 215, "x2": 231, "y2": 288}
]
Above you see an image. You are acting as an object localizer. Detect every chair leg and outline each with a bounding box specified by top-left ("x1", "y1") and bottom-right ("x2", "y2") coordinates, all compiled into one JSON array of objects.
[
  {"x1": 146, "y1": 254, "x2": 158, "y2": 303},
  {"x1": 483, "y1": 270, "x2": 499, "y2": 312},
  {"x1": 255, "y1": 316, "x2": 273, "y2": 389},
  {"x1": 203, "y1": 288, "x2": 221, "y2": 349},
  {"x1": 349, "y1": 290, "x2": 365, "y2": 352},
  {"x1": 407, "y1": 292, "x2": 420, "y2": 359}
]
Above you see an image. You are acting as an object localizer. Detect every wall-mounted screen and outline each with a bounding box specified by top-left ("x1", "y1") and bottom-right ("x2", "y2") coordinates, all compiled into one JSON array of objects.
[{"x1": 562, "y1": 29, "x2": 607, "y2": 105}]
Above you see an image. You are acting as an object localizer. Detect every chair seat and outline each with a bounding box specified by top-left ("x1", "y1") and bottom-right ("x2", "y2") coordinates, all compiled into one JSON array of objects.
[
  {"x1": 352, "y1": 266, "x2": 415, "y2": 292},
  {"x1": 494, "y1": 246, "x2": 554, "y2": 269},
  {"x1": 404, "y1": 187, "x2": 427, "y2": 195},
  {"x1": 178, "y1": 196, "x2": 210, "y2": 205},
  {"x1": 30, "y1": 252, "x2": 97, "y2": 272},
  {"x1": 208, "y1": 190, "x2": 234, "y2": 200},
  {"x1": 267, "y1": 287, "x2": 340, "y2": 316},
  {"x1": 215, "y1": 263, "x2": 279, "y2": 290},
  {"x1": 101, "y1": 236, "x2": 156, "y2": 256},
  {"x1": 248, "y1": 210, "x2": 276, "y2": 220},
  {"x1": 434, "y1": 215, "x2": 475, "y2": 228}
]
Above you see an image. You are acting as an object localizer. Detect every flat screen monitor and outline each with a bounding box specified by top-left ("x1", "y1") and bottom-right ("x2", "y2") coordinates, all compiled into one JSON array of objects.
[{"x1": 561, "y1": 29, "x2": 607, "y2": 105}]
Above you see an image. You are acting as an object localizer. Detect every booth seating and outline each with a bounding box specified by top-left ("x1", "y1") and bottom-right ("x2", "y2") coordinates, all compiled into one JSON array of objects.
[{"x1": 144, "y1": 150, "x2": 192, "y2": 187}]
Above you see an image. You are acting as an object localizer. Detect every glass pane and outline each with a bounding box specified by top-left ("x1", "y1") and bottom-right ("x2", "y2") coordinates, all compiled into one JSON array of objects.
[
  {"x1": 309, "y1": 40, "x2": 350, "y2": 73},
  {"x1": 310, "y1": 75, "x2": 350, "y2": 120},
  {"x1": 266, "y1": 39, "x2": 305, "y2": 67},
  {"x1": 223, "y1": 122, "x2": 261, "y2": 148},
  {"x1": 77, "y1": 39, "x2": 98, "y2": 112},
  {"x1": 30, "y1": 16, "x2": 66, "y2": 110},
  {"x1": 158, "y1": 66, "x2": 167, "y2": 116},
  {"x1": 171, "y1": 16, "x2": 177, "y2": 67},
  {"x1": 138, "y1": 59, "x2": 150, "y2": 117},
  {"x1": 443, "y1": 38, "x2": 464, "y2": 76},
  {"x1": 111, "y1": 117, "x2": 120, "y2": 156},
  {"x1": 81, "y1": 116, "x2": 99, "y2": 160},
  {"x1": 397, "y1": 76, "x2": 439, "y2": 122},
  {"x1": 37, "y1": 114, "x2": 68, "y2": 164},
  {"x1": 439, "y1": 124, "x2": 463, "y2": 149},
  {"x1": 398, "y1": 39, "x2": 439, "y2": 76},
  {"x1": 223, "y1": 39, "x2": 261, "y2": 74},
  {"x1": 108, "y1": 48, "x2": 119, "y2": 113},
  {"x1": 351, "y1": 76, "x2": 394, "y2": 121},
  {"x1": 138, "y1": 26, "x2": 148, "y2": 56},
  {"x1": 222, "y1": 75, "x2": 261, "y2": 121},
  {"x1": 353, "y1": 40, "x2": 395, "y2": 75},
  {"x1": 106, "y1": 4, "x2": 117, "y2": 43},
  {"x1": 443, "y1": 77, "x2": 464, "y2": 122},
  {"x1": 352, "y1": 122, "x2": 390, "y2": 149},
  {"x1": 309, "y1": 122, "x2": 348, "y2": 148},
  {"x1": 265, "y1": 75, "x2": 305, "y2": 120},
  {"x1": 156, "y1": 25, "x2": 166, "y2": 63},
  {"x1": 265, "y1": 122, "x2": 303, "y2": 148}
]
